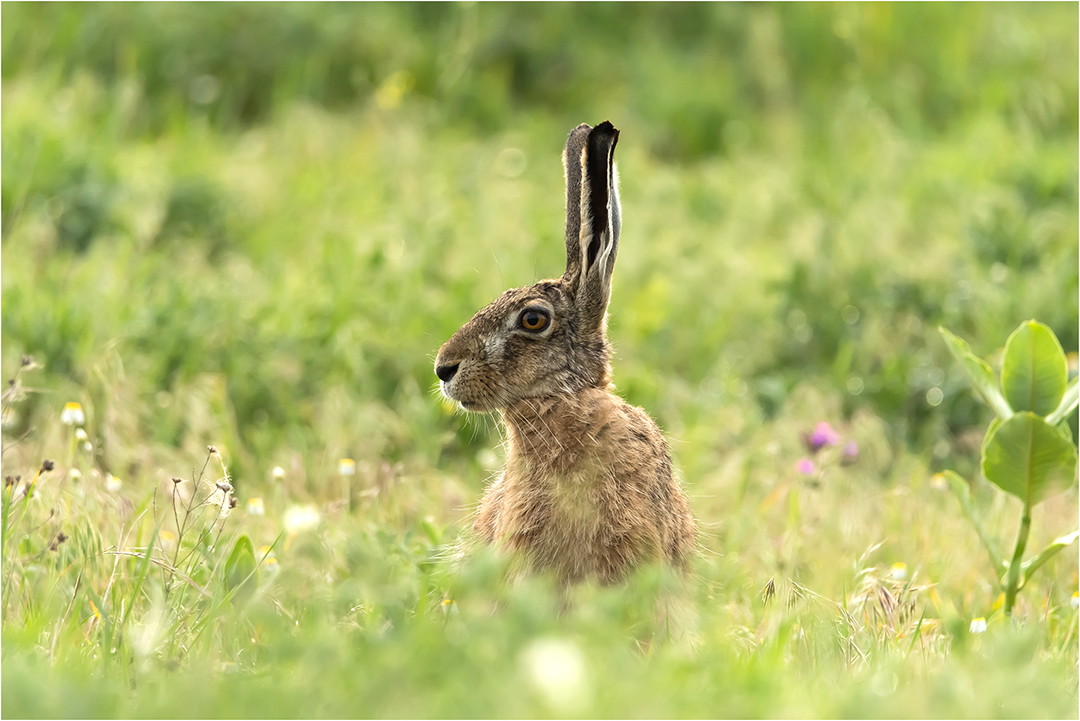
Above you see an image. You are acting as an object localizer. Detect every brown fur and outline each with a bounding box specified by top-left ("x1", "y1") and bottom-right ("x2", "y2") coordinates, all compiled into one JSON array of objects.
[{"x1": 435, "y1": 121, "x2": 696, "y2": 586}]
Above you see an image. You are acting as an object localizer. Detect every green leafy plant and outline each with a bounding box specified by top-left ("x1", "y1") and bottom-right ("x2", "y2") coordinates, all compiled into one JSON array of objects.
[
  {"x1": 940, "y1": 320, "x2": 1079, "y2": 616},
  {"x1": 223, "y1": 533, "x2": 258, "y2": 605}
]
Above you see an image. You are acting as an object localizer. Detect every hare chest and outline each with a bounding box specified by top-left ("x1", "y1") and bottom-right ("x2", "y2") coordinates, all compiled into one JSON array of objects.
[{"x1": 474, "y1": 460, "x2": 661, "y2": 585}]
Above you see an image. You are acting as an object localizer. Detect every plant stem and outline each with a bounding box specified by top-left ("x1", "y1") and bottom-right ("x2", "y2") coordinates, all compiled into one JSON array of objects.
[
  {"x1": 943, "y1": 471, "x2": 1006, "y2": 574},
  {"x1": 1003, "y1": 502, "x2": 1032, "y2": 616}
]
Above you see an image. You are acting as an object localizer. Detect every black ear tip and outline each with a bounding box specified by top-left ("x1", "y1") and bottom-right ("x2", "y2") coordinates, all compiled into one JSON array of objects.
[{"x1": 590, "y1": 121, "x2": 620, "y2": 148}]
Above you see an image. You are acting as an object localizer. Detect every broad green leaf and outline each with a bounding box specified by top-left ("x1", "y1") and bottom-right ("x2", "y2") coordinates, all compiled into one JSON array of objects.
[
  {"x1": 1001, "y1": 320, "x2": 1067, "y2": 417},
  {"x1": 980, "y1": 417, "x2": 1002, "y2": 459},
  {"x1": 224, "y1": 534, "x2": 258, "y2": 604},
  {"x1": 939, "y1": 326, "x2": 1012, "y2": 419},
  {"x1": 981, "y1": 412, "x2": 1078, "y2": 506},
  {"x1": 1020, "y1": 529, "x2": 1079, "y2": 589},
  {"x1": 1046, "y1": 376, "x2": 1079, "y2": 426}
]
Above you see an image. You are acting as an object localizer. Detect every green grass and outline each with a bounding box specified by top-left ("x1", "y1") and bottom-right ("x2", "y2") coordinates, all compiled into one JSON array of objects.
[{"x1": 2, "y1": 4, "x2": 1078, "y2": 718}]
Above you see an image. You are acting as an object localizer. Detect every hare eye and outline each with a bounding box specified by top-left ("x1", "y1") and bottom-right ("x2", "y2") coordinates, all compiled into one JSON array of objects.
[{"x1": 519, "y1": 309, "x2": 550, "y2": 332}]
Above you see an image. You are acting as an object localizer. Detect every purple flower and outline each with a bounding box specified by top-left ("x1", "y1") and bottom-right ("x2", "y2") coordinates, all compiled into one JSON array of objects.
[
  {"x1": 803, "y1": 422, "x2": 841, "y2": 453},
  {"x1": 841, "y1": 440, "x2": 859, "y2": 465},
  {"x1": 796, "y1": 458, "x2": 816, "y2": 475}
]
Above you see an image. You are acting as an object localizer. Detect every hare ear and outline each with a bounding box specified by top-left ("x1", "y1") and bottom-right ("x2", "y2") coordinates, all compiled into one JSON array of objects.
[{"x1": 562, "y1": 121, "x2": 621, "y2": 332}]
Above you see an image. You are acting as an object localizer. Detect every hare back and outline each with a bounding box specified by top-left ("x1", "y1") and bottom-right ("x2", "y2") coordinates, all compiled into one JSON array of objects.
[{"x1": 473, "y1": 387, "x2": 696, "y2": 585}]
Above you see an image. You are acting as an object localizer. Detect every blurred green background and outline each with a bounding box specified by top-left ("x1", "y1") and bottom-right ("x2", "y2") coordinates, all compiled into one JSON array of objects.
[
  {"x1": 2, "y1": 3, "x2": 1078, "y2": 717},
  {"x1": 3, "y1": 3, "x2": 1077, "y2": 482}
]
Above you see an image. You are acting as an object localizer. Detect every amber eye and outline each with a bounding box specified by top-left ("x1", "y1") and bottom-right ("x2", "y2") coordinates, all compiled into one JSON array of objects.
[{"x1": 519, "y1": 309, "x2": 550, "y2": 332}]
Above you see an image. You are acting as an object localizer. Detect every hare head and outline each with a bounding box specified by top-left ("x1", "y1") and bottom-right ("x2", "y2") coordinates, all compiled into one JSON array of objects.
[{"x1": 435, "y1": 122, "x2": 621, "y2": 411}]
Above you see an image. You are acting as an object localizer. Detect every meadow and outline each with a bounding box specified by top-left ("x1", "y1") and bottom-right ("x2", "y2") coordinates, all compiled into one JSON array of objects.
[{"x1": 2, "y1": 3, "x2": 1078, "y2": 717}]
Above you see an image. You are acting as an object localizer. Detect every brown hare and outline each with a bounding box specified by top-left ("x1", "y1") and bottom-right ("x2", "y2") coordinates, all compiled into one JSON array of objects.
[{"x1": 435, "y1": 121, "x2": 696, "y2": 586}]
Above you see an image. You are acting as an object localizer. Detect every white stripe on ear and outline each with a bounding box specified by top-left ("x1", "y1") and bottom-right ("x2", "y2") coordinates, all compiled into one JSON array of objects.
[
  {"x1": 577, "y1": 147, "x2": 594, "y2": 298},
  {"x1": 610, "y1": 159, "x2": 621, "y2": 247},
  {"x1": 594, "y1": 159, "x2": 620, "y2": 284}
]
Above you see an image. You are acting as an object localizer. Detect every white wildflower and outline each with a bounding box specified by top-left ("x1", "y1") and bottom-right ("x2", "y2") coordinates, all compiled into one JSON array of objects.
[
  {"x1": 246, "y1": 497, "x2": 265, "y2": 516},
  {"x1": 271, "y1": 466, "x2": 285, "y2": 480},
  {"x1": 520, "y1": 637, "x2": 591, "y2": 714},
  {"x1": 258, "y1": 546, "x2": 280, "y2": 573},
  {"x1": 969, "y1": 617, "x2": 987, "y2": 634},
  {"x1": 283, "y1": 505, "x2": 320, "y2": 534},
  {"x1": 338, "y1": 458, "x2": 356, "y2": 476},
  {"x1": 105, "y1": 474, "x2": 122, "y2": 492},
  {"x1": 61, "y1": 402, "x2": 85, "y2": 426}
]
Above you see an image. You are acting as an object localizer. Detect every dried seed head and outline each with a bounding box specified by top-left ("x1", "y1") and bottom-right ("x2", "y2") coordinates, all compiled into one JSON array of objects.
[
  {"x1": 49, "y1": 530, "x2": 67, "y2": 551},
  {"x1": 216, "y1": 481, "x2": 234, "y2": 493},
  {"x1": 761, "y1": 577, "x2": 777, "y2": 607},
  {"x1": 21, "y1": 355, "x2": 33, "y2": 367},
  {"x1": 229, "y1": 496, "x2": 238, "y2": 509},
  {"x1": 41, "y1": 459, "x2": 55, "y2": 472},
  {"x1": 207, "y1": 446, "x2": 218, "y2": 455},
  {"x1": 171, "y1": 476, "x2": 183, "y2": 485}
]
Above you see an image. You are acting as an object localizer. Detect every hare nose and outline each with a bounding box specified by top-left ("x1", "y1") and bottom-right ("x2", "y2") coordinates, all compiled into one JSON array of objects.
[{"x1": 435, "y1": 363, "x2": 460, "y2": 383}]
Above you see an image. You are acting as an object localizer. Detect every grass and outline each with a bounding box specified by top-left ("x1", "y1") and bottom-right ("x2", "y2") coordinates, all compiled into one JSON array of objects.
[{"x1": 2, "y1": 4, "x2": 1078, "y2": 718}]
